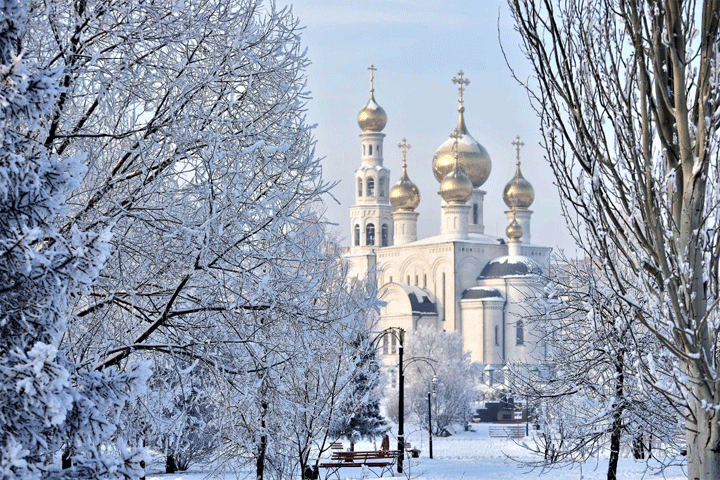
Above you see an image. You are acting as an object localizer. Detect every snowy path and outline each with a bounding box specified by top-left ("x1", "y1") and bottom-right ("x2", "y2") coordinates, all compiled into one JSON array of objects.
[{"x1": 146, "y1": 423, "x2": 687, "y2": 480}]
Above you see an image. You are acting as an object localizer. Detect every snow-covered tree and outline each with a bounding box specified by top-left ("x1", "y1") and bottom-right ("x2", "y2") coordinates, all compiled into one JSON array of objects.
[
  {"x1": 398, "y1": 327, "x2": 475, "y2": 434},
  {"x1": 23, "y1": 0, "x2": 330, "y2": 370},
  {"x1": 213, "y1": 238, "x2": 380, "y2": 479},
  {"x1": 0, "y1": 1, "x2": 146, "y2": 478},
  {"x1": 508, "y1": 255, "x2": 681, "y2": 479},
  {"x1": 508, "y1": 0, "x2": 720, "y2": 477},
  {"x1": 329, "y1": 333, "x2": 388, "y2": 450}
]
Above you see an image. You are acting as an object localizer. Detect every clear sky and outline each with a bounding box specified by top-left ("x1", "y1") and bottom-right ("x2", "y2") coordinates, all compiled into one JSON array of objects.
[{"x1": 291, "y1": 0, "x2": 577, "y2": 256}]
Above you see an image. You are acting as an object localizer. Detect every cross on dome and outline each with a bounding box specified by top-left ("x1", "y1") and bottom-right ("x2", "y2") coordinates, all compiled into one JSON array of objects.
[
  {"x1": 368, "y1": 64, "x2": 377, "y2": 94},
  {"x1": 398, "y1": 138, "x2": 411, "y2": 166},
  {"x1": 452, "y1": 70, "x2": 470, "y2": 108},
  {"x1": 512, "y1": 135, "x2": 525, "y2": 167}
]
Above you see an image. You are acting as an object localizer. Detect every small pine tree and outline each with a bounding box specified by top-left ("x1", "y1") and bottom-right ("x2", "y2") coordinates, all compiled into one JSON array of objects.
[
  {"x1": 331, "y1": 335, "x2": 387, "y2": 449},
  {"x1": 0, "y1": 2, "x2": 146, "y2": 478}
]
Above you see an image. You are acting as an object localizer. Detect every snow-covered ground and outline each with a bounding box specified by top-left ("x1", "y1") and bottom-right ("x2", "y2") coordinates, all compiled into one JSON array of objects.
[{"x1": 146, "y1": 423, "x2": 687, "y2": 480}]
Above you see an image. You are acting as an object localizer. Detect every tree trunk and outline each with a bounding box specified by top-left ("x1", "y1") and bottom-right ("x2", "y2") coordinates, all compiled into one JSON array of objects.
[
  {"x1": 166, "y1": 454, "x2": 176, "y2": 474},
  {"x1": 256, "y1": 434, "x2": 266, "y2": 480},
  {"x1": 607, "y1": 356, "x2": 624, "y2": 480},
  {"x1": 687, "y1": 402, "x2": 720, "y2": 479},
  {"x1": 256, "y1": 400, "x2": 268, "y2": 480},
  {"x1": 61, "y1": 449, "x2": 71, "y2": 470}
]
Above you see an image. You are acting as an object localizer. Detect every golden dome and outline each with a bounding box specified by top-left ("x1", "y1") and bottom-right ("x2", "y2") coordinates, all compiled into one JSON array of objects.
[
  {"x1": 506, "y1": 216, "x2": 523, "y2": 240},
  {"x1": 357, "y1": 93, "x2": 387, "y2": 132},
  {"x1": 439, "y1": 162, "x2": 473, "y2": 204},
  {"x1": 432, "y1": 108, "x2": 491, "y2": 188},
  {"x1": 503, "y1": 137, "x2": 535, "y2": 209},
  {"x1": 390, "y1": 164, "x2": 421, "y2": 211},
  {"x1": 433, "y1": 71, "x2": 491, "y2": 188}
]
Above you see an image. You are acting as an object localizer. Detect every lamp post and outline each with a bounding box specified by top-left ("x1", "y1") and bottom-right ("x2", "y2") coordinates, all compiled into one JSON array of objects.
[
  {"x1": 371, "y1": 327, "x2": 406, "y2": 474},
  {"x1": 428, "y1": 375, "x2": 438, "y2": 459},
  {"x1": 397, "y1": 328, "x2": 405, "y2": 473}
]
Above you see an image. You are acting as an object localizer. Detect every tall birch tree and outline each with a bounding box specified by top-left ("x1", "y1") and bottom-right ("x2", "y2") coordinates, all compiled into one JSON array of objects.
[{"x1": 507, "y1": 0, "x2": 720, "y2": 477}]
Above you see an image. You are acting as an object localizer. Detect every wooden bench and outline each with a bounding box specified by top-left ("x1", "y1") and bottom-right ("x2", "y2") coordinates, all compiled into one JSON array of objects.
[
  {"x1": 318, "y1": 450, "x2": 401, "y2": 479},
  {"x1": 329, "y1": 442, "x2": 343, "y2": 451}
]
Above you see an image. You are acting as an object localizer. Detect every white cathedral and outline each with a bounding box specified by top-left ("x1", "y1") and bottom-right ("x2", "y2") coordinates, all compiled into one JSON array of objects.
[{"x1": 345, "y1": 67, "x2": 551, "y2": 380}]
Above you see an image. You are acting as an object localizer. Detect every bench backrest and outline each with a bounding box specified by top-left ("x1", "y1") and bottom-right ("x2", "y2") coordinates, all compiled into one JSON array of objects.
[{"x1": 330, "y1": 450, "x2": 400, "y2": 462}]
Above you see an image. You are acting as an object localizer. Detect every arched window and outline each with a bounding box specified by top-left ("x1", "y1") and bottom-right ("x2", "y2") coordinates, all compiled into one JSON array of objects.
[
  {"x1": 382, "y1": 336, "x2": 389, "y2": 355},
  {"x1": 473, "y1": 204, "x2": 479, "y2": 224},
  {"x1": 516, "y1": 320, "x2": 524, "y2": 345},
  {"x1": 377, "y1": 145, "x2": 381, "y2": 155},
  {"x1": 391, "y1": 335, "x2": 397, "y2": 354},
  {"x1": 369, "y1": 144, "x2": 373, "y2": 155},
  {"x1": 354, "y1": 224, "x2": 360, "y2": 246},
  {"x1": 389, "y1": 368, "x2": 397, "y2": 389},
  {"x1": 381, "y1": 224, "x2": 389, "y2": 246},
  {"x1": 363, "y1": 144, "x2": 366, "y2": 155},
  {"x1": 366, "y1": 223, "x2": 375, "y2": 245},
  {"x1": 366, "y1": 177, "x2": 375, "y2": 196},
  {"x1": 357, "y1": 178, "x2": 363, "y2": 197},
  {"x1": 379, "y1": 178, "x2": 385, "y2": 197},
  {"x1": 495, "y1": 325, "x2": 500, "y2": 346}
]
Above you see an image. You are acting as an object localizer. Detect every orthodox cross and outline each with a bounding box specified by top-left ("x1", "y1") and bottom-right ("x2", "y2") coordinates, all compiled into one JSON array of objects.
[
  {"x1": 452, "y1": 70, "x2": 470, "y2": 107},
  {"x1": 368, "y1": 64, "x2": 377, "y2": 94},
  {"x1": 512, "y1": 135, "x2": 525, "y2": 166},
  {"x1": 398, "y1": 138, "x2": 411, "y2": 166}
]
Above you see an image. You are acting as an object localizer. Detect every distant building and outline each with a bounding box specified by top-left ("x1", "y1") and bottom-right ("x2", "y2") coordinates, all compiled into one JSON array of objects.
[{"x1": 345, "y1": 66, "x2": 552, "y2": 381}]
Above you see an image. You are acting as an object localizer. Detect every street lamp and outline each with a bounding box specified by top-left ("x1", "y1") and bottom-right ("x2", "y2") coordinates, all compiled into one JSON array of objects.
[
  {"x1": 428, "y1": 375, "x2": 438, "y2": 459},
  {"x1": 371, "y1": 327, "x2": 406, "y2": 474}
]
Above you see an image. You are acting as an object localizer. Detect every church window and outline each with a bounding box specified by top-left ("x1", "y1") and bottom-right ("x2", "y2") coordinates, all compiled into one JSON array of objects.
[
  {"x1": 391, "y1": 335, "x2": 397, "y2": 354},
  {"x1": 423, "y1": 274, "x2": 427, "y2": 288},
  {"x1": 363, "y1": 144, "x2": 366, "y2": 155},
  {"x1": 382, "y1": 335, "x2": 389, "y2": 355},
  {"x1": 369, "y1": 144, "x2": 373, "y2": 155},
  {"x1": 495, "y1": 325, "x2": 500, "y2": 346},
  {"x1": 358, "y1": 178, "x2": 363, "y2": 197},
  {"x1": 366, "y1": 223, "x2": 375, "y2": 245},
  {"x1": 473, "y1": 204, "x2": 479, "y2": 224},
  {"x1": 415, "y1": 275, "x2": 418, "y2": 286},
  {"x1": 379, "y1": 178, "x2": 385, "y2": 197},
  {"x1": 516, "y1": 320, "x2": 524, "y2": 345},
  {"x1": 381, "y1": 224, "x2": 388, "y2": 246},
  {"x1": 367, "y1": 177, "x2": 375, "y2": 196},
  {"x1": 354, "y1": 224, "x2": 360, "y2": 246},
  {"x1": 389, "y1": 368, "x2": 396, "y2": 388},
  {"x1": 407, "y1": 275, "x2": 410, "y2": 284},
  {"x1": 378, "y1": 145, "x2": 381, "y2": 155}
]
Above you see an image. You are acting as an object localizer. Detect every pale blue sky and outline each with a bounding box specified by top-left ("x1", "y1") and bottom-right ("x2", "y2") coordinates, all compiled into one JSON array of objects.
[{"x1": 291, "y1": 0, "x2": 576, "y2": 255}]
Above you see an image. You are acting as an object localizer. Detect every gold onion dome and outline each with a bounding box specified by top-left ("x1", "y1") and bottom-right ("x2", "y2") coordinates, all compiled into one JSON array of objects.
[
  {"x1": 390, "y1": 138, "x2": 421, "y2": 210},
  {"x1": 503, "y1": 136, "x2": 535, "y2": 209},
  {"x1": 432, "y1": 71, "x2": 492, "y2": 188},
  {"x1": 357, "y1": 64, "x2": 387, "y2": 132},
  {"x1": 506, "y1": 216, "x2": 523, "y2": 241},
  {"x1": 439, "y1": 160, "x2": 474, "y2": 204},
  {"x1": 357, "y1": 94, "x2": 387, "y2": 132}
]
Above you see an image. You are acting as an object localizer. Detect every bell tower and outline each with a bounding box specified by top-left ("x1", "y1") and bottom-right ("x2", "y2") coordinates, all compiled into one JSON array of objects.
[{"x1": 348, "y1": 65, "x2": 394, "y2": 278}]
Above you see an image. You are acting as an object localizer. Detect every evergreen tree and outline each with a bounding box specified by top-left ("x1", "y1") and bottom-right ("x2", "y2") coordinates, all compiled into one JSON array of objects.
[
  {"x1": 330, "y1": 334, "x2": 387, "y2": 449},
  {"x1": 0, "y1": 2, "x2": 146, "y2": 478}
]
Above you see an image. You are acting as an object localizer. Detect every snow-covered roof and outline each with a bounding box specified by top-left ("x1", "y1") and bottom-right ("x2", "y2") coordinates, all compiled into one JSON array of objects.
[
  {"x1": 389, "y1": 232, "x2": 501, "y2": 247},
  {"x1": 461, "y1": 287, "x2": 504, "y2": 301},
  {"x1": 478, "y1": 255, "x2": 543, "y2": 279},
  {"x1": 356, "y1": 165, "x2": 389, "y2": 173},
  {"x1": 393, "y1": 283, "x2": 438, "y2": 314}
]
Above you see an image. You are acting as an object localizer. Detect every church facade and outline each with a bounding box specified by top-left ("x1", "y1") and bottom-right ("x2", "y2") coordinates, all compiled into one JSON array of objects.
[{"x1": 346, "y1": 67, "x2": 551, "y2": 378}]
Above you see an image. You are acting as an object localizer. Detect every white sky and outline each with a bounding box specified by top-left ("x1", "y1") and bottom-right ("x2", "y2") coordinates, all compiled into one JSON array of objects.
[{"x1": 291, "y1": 0, "x2": 578, "y2": 255}]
